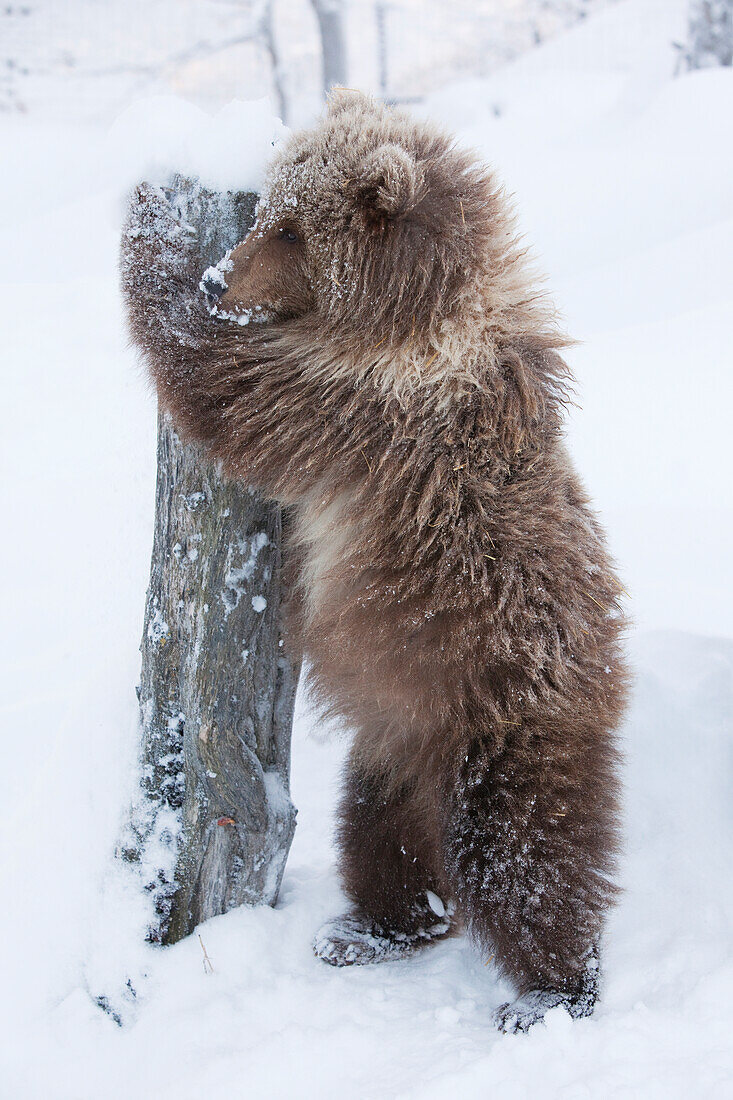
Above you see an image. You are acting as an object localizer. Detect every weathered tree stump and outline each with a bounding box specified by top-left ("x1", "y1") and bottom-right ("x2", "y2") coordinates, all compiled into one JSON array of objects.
[{"x1": 122, "y1": 179, "x2": 299, "y2": 946}]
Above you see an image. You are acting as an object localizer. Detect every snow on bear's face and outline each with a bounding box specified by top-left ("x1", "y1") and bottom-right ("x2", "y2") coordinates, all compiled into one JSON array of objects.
[
  {"x1": 201, "y1": 215, "x2": 313, "y2": 326},
  {"x1": 201, "y1": 91, "x2": 498, "y2": 361}
]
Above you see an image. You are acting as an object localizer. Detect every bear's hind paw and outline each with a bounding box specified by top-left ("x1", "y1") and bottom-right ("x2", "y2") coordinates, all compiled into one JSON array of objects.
[
  {"x1": 313, "y1": 912, "x2": 449, "y2": 967},
  {"x1": 494, "y1": 982, "x2": 598, "y2": 1034},
  {"x1": 313, "y1": 915, "x2": 417, "y2": 967}
]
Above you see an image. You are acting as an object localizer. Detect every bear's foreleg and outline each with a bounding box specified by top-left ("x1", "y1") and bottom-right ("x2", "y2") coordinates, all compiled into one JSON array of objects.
[
  {"x1": 314, "y1": 763, "x2": 452, "y2": 966},
  {"x1": 443, "y1": 730, "x2": 619, "y2": 1031},
  {"x1": 122, "y1": 183, "x2": 373, "y2": 500}
]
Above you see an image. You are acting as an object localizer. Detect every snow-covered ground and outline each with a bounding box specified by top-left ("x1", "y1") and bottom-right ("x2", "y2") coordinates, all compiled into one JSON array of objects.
[{"x1": 1, "y1": 1, "x2": 732, "y2": 1095}]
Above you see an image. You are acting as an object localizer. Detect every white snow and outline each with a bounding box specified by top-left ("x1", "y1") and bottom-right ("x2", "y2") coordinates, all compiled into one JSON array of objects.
[
  {"x1": 107, "y1": 96, "x2": 289, "y2": 195},
  {"x1": 221, "y1": 533, "x2": 270, "y2": 616},
  {"x1": 426, "y1": 890, "x2": 447, "y2": 918},
  {"x1": 200, "y1": 263, "x2": 229, "y2": 291},
  {"x1": 1, "y1": 2, "x2": 732, "y2": 1097},
  {"x1": 210, "y1": 303, "x2": 273, "y2": 326},
  {"x1": 147, "y1": 605, "x2": 170, "y2": 643}
]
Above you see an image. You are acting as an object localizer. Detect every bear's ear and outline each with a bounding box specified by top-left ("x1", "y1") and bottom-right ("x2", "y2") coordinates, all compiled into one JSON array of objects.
[{"x1": 349, "y1": 144, "x2": 425, "y2": 222}]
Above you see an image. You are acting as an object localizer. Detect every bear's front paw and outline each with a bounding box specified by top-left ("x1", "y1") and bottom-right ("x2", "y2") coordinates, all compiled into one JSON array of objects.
[
  {"x1": 122, "y1": 182, "x2": 198, "y2": 270},
  {"x1": 121, "y1": 181, "x2": 207, "y2": 319}
]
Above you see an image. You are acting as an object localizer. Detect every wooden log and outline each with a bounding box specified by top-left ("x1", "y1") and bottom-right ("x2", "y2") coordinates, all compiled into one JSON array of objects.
[{"x1": 121, "y1": 178, "x2": 299, "y2": 945}]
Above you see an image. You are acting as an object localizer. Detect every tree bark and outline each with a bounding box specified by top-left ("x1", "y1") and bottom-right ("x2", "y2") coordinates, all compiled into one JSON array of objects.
[{"x1": 122, "y1": 179, "x2": 299, "y2": 946}]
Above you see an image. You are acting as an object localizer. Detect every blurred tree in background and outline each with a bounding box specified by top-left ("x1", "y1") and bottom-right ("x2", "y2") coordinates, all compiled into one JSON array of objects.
[
  {"x1": 1, "y1": 0, "x2": 617, "y2": 122},
  {"x1": 681, "y1": 0, "x2": 732, "y2": 69}
]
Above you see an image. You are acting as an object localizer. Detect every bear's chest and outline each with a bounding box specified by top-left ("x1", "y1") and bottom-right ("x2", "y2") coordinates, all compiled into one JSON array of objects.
[{"x1": 292, "y1": 485, "x2": 360, "y2": 625}]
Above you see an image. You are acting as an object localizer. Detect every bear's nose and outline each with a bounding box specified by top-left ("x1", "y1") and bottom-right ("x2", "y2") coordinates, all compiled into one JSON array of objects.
[{"x1": 200, "y1": 272, "x2": 227, "y2": 303}]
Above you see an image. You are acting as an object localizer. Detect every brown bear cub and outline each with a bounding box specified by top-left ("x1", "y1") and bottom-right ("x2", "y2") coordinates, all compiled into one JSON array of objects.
[{"x1": 122, "y1": 92, "x2": 628, "y2": 1033}]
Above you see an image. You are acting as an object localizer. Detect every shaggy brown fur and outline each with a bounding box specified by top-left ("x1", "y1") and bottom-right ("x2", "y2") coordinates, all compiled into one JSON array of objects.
[{"x1": 121, "y1": 91, "x2": 629, "y2": 1033}]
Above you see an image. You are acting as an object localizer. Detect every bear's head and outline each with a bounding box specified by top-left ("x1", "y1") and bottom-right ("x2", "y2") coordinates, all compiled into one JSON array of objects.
[{"x1": 203, "y1": 92, "x2": 531, "y2": 388}]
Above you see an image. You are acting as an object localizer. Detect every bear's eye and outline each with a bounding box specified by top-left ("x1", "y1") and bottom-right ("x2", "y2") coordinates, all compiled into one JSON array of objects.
[{"x1": 278, "y1": 227, "x2": 299, "y2": 244}]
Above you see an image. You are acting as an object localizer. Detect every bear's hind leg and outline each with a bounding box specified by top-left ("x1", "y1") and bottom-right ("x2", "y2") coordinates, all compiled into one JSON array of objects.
[
  {"x1": 314, "y1": 764, "x2": 452, "y2": 967},
  {"x1": 443, "y1": 730, "x2": 619, "y2": 1031}
]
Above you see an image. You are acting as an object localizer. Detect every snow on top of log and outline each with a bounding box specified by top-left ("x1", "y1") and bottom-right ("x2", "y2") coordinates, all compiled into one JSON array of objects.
[{"x1": 107, "y1": 96, "x2": 288, "y2": 195}]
